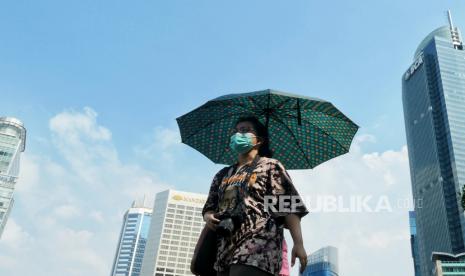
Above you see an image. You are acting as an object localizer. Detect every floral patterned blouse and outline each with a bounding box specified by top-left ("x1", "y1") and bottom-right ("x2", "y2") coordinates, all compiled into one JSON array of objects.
[{"x1": 202, "y1": 156, "x2": 308, "y2": 275}]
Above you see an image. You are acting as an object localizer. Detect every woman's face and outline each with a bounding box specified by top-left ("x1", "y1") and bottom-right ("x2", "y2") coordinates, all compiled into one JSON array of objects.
[{"x1": 234, "y1": 121, "x2": 260, "y2": 146}]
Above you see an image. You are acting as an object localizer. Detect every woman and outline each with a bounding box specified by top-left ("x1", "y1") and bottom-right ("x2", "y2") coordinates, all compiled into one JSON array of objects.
[{"x1": 202, "y1": 116, "x2": 309, "y2": 276}]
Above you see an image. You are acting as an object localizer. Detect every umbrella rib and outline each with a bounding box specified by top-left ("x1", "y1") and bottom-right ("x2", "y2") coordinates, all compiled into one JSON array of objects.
[
  {"x1": 273, "y1": 97, "x2": 292, "y2": 110},
  {"x1": 249, "y1": 96, "x2": 265, "y2": 109},
  {"x1": 268, "y1": 97, "x2": 353, "y2": 123},
  {"x1": 277, "y1": 110, "x2": 355, "y2": 151},
  {"x1": 270, "y1": 114, "x2": 312, "y2": 168},
  {"x1": 276, "y1": 106, "x2": 350, "y2": 122},
  {"x1": 182, "y1": 106, "x2": 252, "y2": 141}
]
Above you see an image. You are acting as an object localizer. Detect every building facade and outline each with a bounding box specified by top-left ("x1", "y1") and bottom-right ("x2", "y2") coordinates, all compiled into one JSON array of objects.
[
  {"x1": 302, "y1": 246, "x2": 339, "y2": 276},
  {"x1": 432, "y1": 252, "x2": 465, "y2": 276},
  {"x1": 111, "y1": 200, "x2": 153, "y2": 276},
  {"x1": 0, "y1": 117, "x2": 26, "y2": 238},
  {"x1": 410, "y1": 211, "x2": 422, "y2": 276},
  {"x1": 111, "y1": 200, "x2": 152, "y2": 276},
  {"x1": 402, "y1": 13, "x2": 465, "y2": 276},
  {"x1": 140, "y1": 189, "x2": 206, "y2": 276}
]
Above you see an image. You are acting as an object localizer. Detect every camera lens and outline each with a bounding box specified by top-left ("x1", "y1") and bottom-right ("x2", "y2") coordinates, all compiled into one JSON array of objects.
[{"x1": 217, "y1": 218, "x2": 234, "y2": 237}]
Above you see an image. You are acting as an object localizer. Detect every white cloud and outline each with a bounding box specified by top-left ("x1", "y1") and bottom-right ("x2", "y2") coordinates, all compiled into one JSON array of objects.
[
  {"x1": 49, "y1": 107, "x2": 111, "y2": 142},
  {"x1": 285, "y1": 137, "x2": 414, "y2": 276},
  {"x1": 1, "y1": 106, "x2": 416, "y2": 276},
  {"x1": 372, "y1": 114, "x2": 388, "y2": 130},
  {"x1": 89, "y1": 210, "x2": 105, "y2": 223},
  {"x1": 54, "y1": 204, "x2": 81, "y2": 219},
  {"x1": 154, "y1": 127, "x2": 182, "y2": 150},
  {"x1": 359, "y1": 230, "x2": 409, "y2": 249},
  {"x1": 133, "y1": 126, "x2": 183, "y2": 166},
  {"x1": 0, "y1": 219, "x2": 33, "y2": 251},
  {"x1": 355, "y1": 133, "x2": 377, "y2": 144},
  {"x1": 0, "y1": 107, "x2": 169, "y2": 276},
  {"x1": 55, "y1": 228, "x2": 107, "y2": 275},
  {"x1": 15, "y1": 154, "x2": 40, "y2": 192}
]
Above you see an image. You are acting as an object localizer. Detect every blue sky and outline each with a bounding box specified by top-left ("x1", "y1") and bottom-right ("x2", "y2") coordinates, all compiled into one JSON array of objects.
[
  {"x1": 1, "y1": 1, "x2": 465, "y2": 275},
  {"x1": 4, "y1": 0, "x2": 465, "y2": 156}
]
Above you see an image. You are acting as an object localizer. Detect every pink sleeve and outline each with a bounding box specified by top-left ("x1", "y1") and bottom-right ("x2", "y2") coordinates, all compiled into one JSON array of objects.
[{"x1": 279, "y1": 239, "x2": 290, "y2": 276}]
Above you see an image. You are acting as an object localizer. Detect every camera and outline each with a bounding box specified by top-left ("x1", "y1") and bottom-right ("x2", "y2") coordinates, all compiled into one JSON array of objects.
[
  {"x1": 215, "y1": 209, "x2": 245, "y2": 237},
  {"x1": 216, "y1": 217, "x2": 235, "y2": 237}
]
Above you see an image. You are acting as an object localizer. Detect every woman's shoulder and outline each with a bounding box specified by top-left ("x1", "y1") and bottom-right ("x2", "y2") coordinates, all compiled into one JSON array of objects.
[
  {"x1": 257, "y1": 156, "x2": 285, "y2": 169},
  {"x1": 215, "y1": 165, "x2": 234, "y2": 177},
  {"x1": 258, "y1": 156, "x2": 281, "y2": 164}
]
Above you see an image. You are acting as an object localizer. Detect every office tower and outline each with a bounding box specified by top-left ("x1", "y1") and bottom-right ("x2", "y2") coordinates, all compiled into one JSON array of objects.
[
  {"x1": 0, "y1": 117, "x2": 26, "y2": 238},
  {"x1": 402, "y1": 11, "x2": 465, "y2": 276},
  {"x1": 432, "y1": 252, "x2": 465, "y2": 276},
  {"x1": 302, "y1": 246, "x2": 339, "y2": 276},
  {"x1": 410, "y1": 211, "x2": 422, "y2": 276},
  {"x1": 111, "y1": 199, "x2": 153, "y2": 276},
  {"x1": 140, "y1": 189, "x2": 206, "y2": 276}
]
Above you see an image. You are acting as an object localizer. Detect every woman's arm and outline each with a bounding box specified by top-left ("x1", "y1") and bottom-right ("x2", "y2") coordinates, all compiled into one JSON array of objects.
[
  {"x1": 285, "y1": 214, "x2": 304, "y2": 245},
  {"x1": 202, "y1": 168, "x2": 227, "y2": 231},
  {"x1": 269, "y1": 160, "x2": 309, "y2": 272},
  {"x1": 204, "y1": 211, "x2": 220, "y2": 230},
  {"x1": 285, "y1": 213, "x2": 307, "y2": 273}
]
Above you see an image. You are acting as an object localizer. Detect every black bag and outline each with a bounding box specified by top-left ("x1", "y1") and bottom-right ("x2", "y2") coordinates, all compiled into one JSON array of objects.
[{"x1": 190, "y1": 225, "x2": 217, "y2": 276}]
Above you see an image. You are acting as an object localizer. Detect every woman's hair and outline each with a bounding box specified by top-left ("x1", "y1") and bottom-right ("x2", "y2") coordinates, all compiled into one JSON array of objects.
[{"x1": 235, "y1": 116, "x2": 273, "y2": 158}]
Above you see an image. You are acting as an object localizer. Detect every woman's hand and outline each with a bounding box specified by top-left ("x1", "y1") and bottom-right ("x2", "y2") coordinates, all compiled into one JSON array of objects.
[
  {"x1": 291, "y1": 242, "x2": 308, "y2": 273},
  {"x1": 284, "y1": 214, "x2": 307, "y2": 272},
  {"x1": 203, "y1": 211, "x2": 220, "y2": 231}
]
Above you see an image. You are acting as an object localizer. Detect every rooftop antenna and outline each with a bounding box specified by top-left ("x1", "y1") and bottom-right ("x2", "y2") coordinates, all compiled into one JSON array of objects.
[
  {"x1": 447, "y1": 10, "x2": 455, "y2": 29},
  {"x1": 143, "y1": 194, "x2": 147, "y2": 208},
  {"x1": 447, "y1": 10, "x2": 463, "y2": 50}
]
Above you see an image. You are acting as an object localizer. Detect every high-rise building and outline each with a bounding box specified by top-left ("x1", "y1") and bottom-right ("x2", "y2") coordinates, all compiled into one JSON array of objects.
[
  {"x1": 301, "y1": 246, "x2": 339, "y2": 276},
  {"x1": 0, "y1": 117, "x2": 26, "y2": 238},
  {"x1": 140, "y1": 189, "x2": 206, "y2": 276},
  {"x1": 111, "y1": 199, "x2": 153, "y2": 276},
  {"x1": 410, "y1": 211, "x2": 422, "y2": 276},
  {"x1": 432, "y1": 252, "x2": 465, "y2": 276},
  {"x1": 402, "y1": 11, "x2": 465, "y2": 276}
]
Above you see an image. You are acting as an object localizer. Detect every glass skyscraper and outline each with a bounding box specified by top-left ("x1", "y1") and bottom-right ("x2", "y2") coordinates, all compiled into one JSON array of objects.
[
  {"x1": 301, "y1": 246, "x2": 339, "y2": 276},
  {"x1": 111, "y1": 200, "x2": 153, "y2": 276},
  {"x1": 140, "y1": 189, "x2": 206, "y2": 276},
  {"x1": 0, "y1": 117, "x2": 26, "y2": 238},
  {"x1": 410, "y1": 211, "x2": 422, "y2": 276},
  {"x1": 402, "y1": 12, "x2": 465, "y2": 276}
]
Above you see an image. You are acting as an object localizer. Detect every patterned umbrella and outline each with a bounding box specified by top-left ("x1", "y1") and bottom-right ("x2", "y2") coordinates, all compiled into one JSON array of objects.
[{"x1": 176, "y1": 89, "x2": 359, "y2": 170}]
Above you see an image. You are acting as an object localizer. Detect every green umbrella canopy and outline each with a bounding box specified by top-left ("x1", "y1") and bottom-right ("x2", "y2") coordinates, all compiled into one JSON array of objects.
[{"x1": 176, "y1": 89, "x2": 359, "y2": 170}]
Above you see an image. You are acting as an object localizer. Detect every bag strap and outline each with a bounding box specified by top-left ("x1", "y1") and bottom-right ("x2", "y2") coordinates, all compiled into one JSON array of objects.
[
  {"x1": 218, "y1": 155, "x2": 260, "y2": 212},
  {"x1": 241, "y1": 154, "x2": 260, "y2": 191},
  {"x1": 229, "y1": 154, "x2": 260, "y2": 191}
]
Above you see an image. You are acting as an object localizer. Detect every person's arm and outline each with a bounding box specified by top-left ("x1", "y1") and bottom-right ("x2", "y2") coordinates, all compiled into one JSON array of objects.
[
  {"x1": 268, "y1": 160, "x2": 309, "y2": 273},
  {"x1": 202, "y1": 169, "x2": 224, "y2": 231},
  {"x1": 204, "y1": 211, "x2": 220, "y2": 230},
  {"x1": 285, "y1": 214, "x2": 307, "y2": 273}
]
